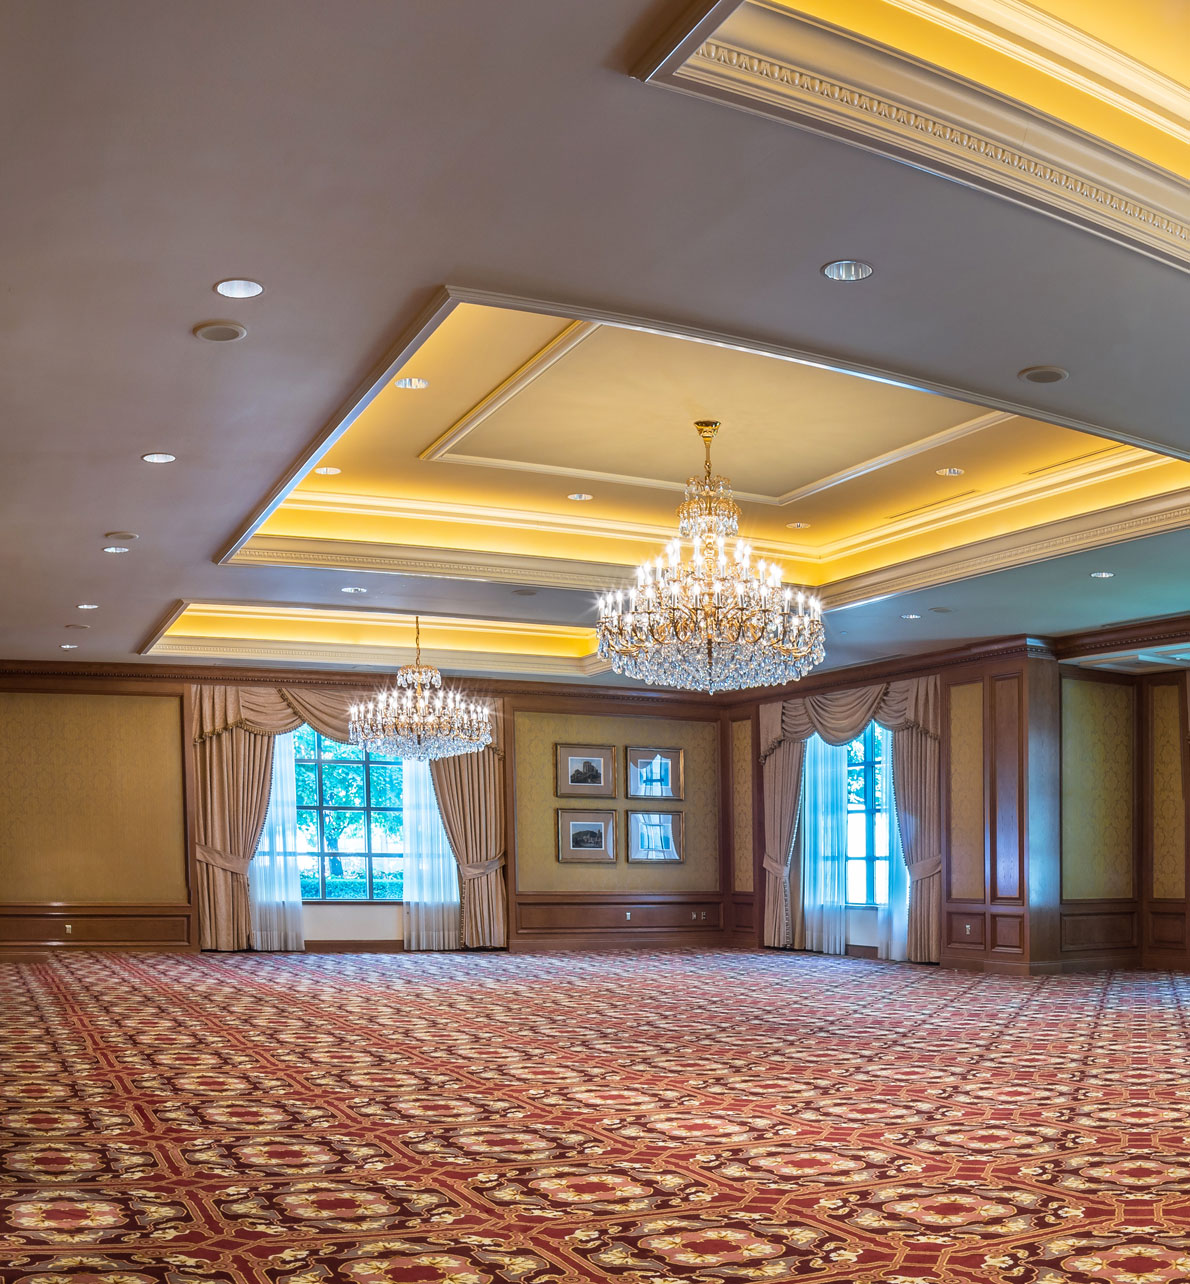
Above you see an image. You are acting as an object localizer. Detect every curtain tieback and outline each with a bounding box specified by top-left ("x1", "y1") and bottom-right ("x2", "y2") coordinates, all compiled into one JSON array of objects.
[
  {"x1": 196, "y1": 843, "x2": 250, "y2": 874},
  {"x1": 457, "y1": 855, "x2": 506, "y2": 881},
  {"x1": 761, "y1": 855, "x2": 790, "y2": 879},
  {"x1": 907, "y1": 854, "x2": 942, "y2": 880}
]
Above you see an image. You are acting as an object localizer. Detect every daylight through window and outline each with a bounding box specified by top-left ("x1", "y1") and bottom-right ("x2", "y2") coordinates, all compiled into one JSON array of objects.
[{"x1": 846, "y1": 722, "x2": 890, "y2": 906}]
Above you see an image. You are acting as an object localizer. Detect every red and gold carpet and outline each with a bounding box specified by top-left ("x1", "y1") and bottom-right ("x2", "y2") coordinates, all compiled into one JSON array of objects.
[{"x1": 3, "y1": 950, "x2": 1190, "y2": 1283}]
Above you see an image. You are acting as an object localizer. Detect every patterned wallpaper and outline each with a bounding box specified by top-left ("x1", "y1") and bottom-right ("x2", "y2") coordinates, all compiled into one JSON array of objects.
[
  {"x1": 731, "y1": 719, "x2": 754, "y2": 893},
  {"x1": 0, "y1": 692, "x2": 187, "y2": 903},
  {"x1": 1150, "y1": 683, "x2": 1186, "y2": 901},
  {"x1": 948, "y1": 681, "x2": 986, "y2": 902},
  {"x1": 513, "y1": 711, "x2": 719, "y2": 894},
  {"x1": 1061, "y1": 679, "x2": 1135, "y2": 901}
]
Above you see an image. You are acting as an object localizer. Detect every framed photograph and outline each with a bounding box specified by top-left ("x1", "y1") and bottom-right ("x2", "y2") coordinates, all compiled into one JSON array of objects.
[
  {"x1": 626, "y1": 746, "x2": 685, "y2": 800},
  {"x1": 555, "y1": 744, "x2": 616, "y2": 798},
  {"x1": 627, "y1": 810, "x2": 684, "y2": 862},
  {"x1": 557, "y1": 809, "x2": 617, "y2": 862}
]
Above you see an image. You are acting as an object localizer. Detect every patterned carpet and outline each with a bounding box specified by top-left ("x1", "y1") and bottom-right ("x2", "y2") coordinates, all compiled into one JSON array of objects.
[{"x1": 3, "y1": 952, "x2": 1190, "y2": 1284}]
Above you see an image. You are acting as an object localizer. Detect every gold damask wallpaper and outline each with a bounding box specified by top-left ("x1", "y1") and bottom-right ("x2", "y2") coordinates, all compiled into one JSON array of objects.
[
  {"x1": 1061, "y1": 678, "x2": 1135, "y2": 901},
  {"x1": 731, "y1": 719, "x2": 754, "y2": 893},
  {"x1": 0, "y1": 692, "x2": 187, "y2": 904},
  {"x1": 1150, "y1": 682, "x2": 1186, "y2": 901},
  {"x1": 948, "y1": 681, "x2": 985, "y2": 902},
  {"x1": 514, "y1": 711, "x2": 719, "y2": 893}
]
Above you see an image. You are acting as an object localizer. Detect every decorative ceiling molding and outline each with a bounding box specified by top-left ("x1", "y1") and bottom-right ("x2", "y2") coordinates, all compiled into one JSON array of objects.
[
  {"x1": 823, "y1": 485, "x2": 1190, "y2": 609},
  {"x1": 148, "y1": 634, "x2": 612, "y2": 678},
  {"x1": 643, "y1": 0, "x2": 1190, "y2": 272}
]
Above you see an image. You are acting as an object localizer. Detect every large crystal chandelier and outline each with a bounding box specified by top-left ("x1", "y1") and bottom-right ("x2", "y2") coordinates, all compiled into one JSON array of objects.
[
  {"x1": 596, "y1": 421, "x2": 826, "y2": 693},
  {"x1": 349, "y1": 617, "x2": 493, "y2": 760}
]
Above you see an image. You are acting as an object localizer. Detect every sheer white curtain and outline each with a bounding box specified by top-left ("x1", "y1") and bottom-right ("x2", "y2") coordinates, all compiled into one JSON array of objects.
[
  {"x1": 877, "y1": 730, "x2": 909, "y2": 961},
  {"x1": 250, "y1": 730, "x2": 305, "y2": 951},
  {"x1": 404, "y1": 758, "x2": 461, "y2": 951},
  {"x1": 801, "y1": 734, "x2": 848, "y2": 955}
]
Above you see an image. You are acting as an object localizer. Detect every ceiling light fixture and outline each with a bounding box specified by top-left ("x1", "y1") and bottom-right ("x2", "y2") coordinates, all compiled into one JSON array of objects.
[
  {"x1": 77, "y1": 604, "x2": 99, "y2": 610},
  {"x1": 596, "y1": 420, "x2": 825, "y2": 693},
  {"x1": 313, "y1": 466, "x2": 341, "y2": 476},
  {"x1": 786, "y1": 521, "x2": 811, "y2": 530},
  {"x1": 567, "y1": 493, "x2": 594, "y2": 502},
  {"x1": 104, "y1": 531, "x2": 138, "y2": 540},
  {"x1": 1018, "y1": 365, "x2": 1069, "y2": 384},
  {"x1": 1090, "y1": 571, "x2": 1115, "y2": 579},
  {"x1": 935, "y1": 466, "x2": 965, "y2": 477},
  {"x1": 821, "y1": 259, "x2": 874, "y2": 282},
  {"x1": 341, "y1": 586, "x2": 367, "y2": 594},
  {"x1": 60, "y1": 643, "x2": 78, "y2": 650},
  {"x1": 393, "y1": 376, "x2": 430, "y2": 390},
  {"x1": 349, "y1": 617, "x2": 492, "y2": 760},
  {"x1": 214, "y1": 279, "x2": 264, "y2": 299},
  {"x1": 141, "y1": 452, "x2": 176, "y2": 464},
  {"x1": 102, "y1": 546, "x2": 130, "y2": 554},
  {"x1": 64, "y1": 624, "x2": 90, "y2": 630},
  {"x1": 193, "y1": 321, "x2": 247, "y2": 343},
  {"x1": 512, "y1": 588, "x2": 538, "y2": 597}
]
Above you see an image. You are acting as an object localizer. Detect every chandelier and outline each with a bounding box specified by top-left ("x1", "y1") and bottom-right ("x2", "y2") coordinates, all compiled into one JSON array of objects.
[
  {"x1": 349, "y1": 618, "x2": 493, "y2": 760},
  {"x1": 596, "y1": 421, "x2": 826, "y2": 693}
]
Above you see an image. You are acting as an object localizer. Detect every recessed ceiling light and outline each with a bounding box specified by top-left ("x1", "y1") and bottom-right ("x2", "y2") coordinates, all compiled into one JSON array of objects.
[
  {"x1": 77, "y1": 603, "x2": 99, "y2": 610},
  {"x1": 64, "y1": 623, "x2": 90, "y2": 630},
  {"x1": 141, "y1": 452, "x2": 176, "y2": 464},
  {"x1": 786, "y1": 521, "x2": 811, "y2": 529},
  {"x1": 928, "y1": 606, "x2": 953, "y2": 614},
  {"x1": 313, "y1": 465, "x2": 341, "y2": 476},
  {"x1": 341, "y1": 586, "x2": 367, "y2": 594},
  {"x1": 104, "y1": 531, "x2": 138, "y2": 540},
  {"x1": 512, "y1": 588, "x2": 538, "y2": 597},
  {"x1": 567, "y1": 493, "x2": 594, "y2": 502},
  {"x1": 214, "y1": 279, "x2": 264, "y2": 299},
  {"x1": 901, "y1": 613, "x2": 922, "y2": 620},
  {"x1": 935, "y1": 466, "x2": 965, "y2": 477},
  {"x1": 60, "y1": 643, "x2": 78, "y2": 650},
  {"x1": 1090, "y1": 571, "x2": 1115, "y2": 579},
  {"x1": 1018, "y1": 365, "x2": 1069, "y2": 384},
  {"x1": 193, "y1": 321, "x2": 247, "y2": 343},
  {"x1": 102, "y1": 546, "x2": 130, "y2": 554},
  {"x1": 821, "y1": 259, "x2": 874, "y2": 282},
  {"x1": 393, "y1": 376, "x2": 429, "y2": 390}
]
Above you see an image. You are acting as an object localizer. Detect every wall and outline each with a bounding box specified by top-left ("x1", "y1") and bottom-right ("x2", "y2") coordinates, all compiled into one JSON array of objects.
[
  {"x1": 304, "y1": 903, "x2": 402, "y2": 947},
  {"x1": 1142, "y1": 675, "x2": 1189, "y2": 965},
  {"x1": 0, "y1": 688, "x2": 194, "y2": 950}
]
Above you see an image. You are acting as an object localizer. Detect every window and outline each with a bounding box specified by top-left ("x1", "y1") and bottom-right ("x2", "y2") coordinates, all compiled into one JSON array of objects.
[
  {"x1": 845, "y1": 722, "x2": 889, "y2": 906},
  {"x1": 293, "y1": 725, "x2": 403, "y2": 901}
]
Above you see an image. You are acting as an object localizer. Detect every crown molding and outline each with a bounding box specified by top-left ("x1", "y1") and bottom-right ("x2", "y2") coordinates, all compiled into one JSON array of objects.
[{"x1": 644, "y1": 0, "x2": 1190, "y2": 272}]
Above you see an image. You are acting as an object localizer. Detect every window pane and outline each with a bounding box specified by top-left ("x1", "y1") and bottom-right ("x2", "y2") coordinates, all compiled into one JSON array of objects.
[
  {"x1": 369, "y1": 811, "x2": 403, "y2": 853},
  {"x1": 846, "y1": 811, "x2": 867, "y2": 860},
  {"x1": 295, "y1": 763, "x2": 318, "y2": 808},
  {"x1": 292, "y1": 724, "x2": 318, "y2": 759},
  {"x1": 322, "y1": 810, "x2": 365, "y2": 852},
  {"x1": 846, "y1": 738, "x2": 865, "y2": 766},
  {"x1": 873, "y1": 859, "x2": 889, "y2": 906},
  {"x1": 369, "y1": 763, "x2": 403, "y2": 809},
  {"x1": 873, "y1": 763, "x2": 885, "y2": 812},
  {"x1": 318, "y1": 736, "x2": 360, "y2": 761},
  {"x1": 874, "y1": 812, "x2": 891, "y2": 858},
  {"x1": 366, "y1": 746, "x2": 402, "y2": 764},
  {"x1": 371, "y1": 856, "x2": 404, "y2": 901},
  {"x1": 846, "y1": 859, "x2": 868, "y2": 904},
  {"x1": 296, "y1": 809, "x2": 320, "y2": 854},
  {"x1": 847, "y1": 766, "x2": 865, "y2": 807},
  {"x1": 871, "y1": 723, "x2": 886, "y2": 754},
  {"x1": 322, "y1": 764, "x2": 365, "y2": 808},
  {"x1": 323, "y1": 855, "x2": 367, "y2": 899},
  {"x1": 298, "y1": 854, "x2": 320, "y2": 899}
]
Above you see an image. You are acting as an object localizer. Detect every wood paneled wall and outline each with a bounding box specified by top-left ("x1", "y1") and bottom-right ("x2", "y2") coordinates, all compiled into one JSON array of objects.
[{"x1": 1142, "y1": 674, "x2": 1190, "y2": 967}]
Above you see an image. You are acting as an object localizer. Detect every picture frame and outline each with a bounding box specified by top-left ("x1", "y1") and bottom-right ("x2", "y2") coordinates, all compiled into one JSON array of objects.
[
  {"x1": 626, "y1": 746, "x2": 685, "y2": 800},
  {"x1": 555, "y1": 743, "x2": 616, "y2": 798},
  {"x1": 557, "y1": 809, "x2": 617, "y2": 863},
  {"x1": 627, "y1": 810, "x2": 684, "y2": 863}
]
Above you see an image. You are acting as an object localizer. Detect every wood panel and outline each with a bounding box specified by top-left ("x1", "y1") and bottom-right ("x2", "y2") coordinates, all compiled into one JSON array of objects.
[
  {"x1": 990, "y1": 913, "x2": 1023, "y2": 952},
  {"x1": 1060, "y1": 910, "x2": 1137, "y2": 952},
  {"x1": 947, "y1": 681, "x2": 985, "y2": 903},
  {"x1": 991, "y1": 676, "x2": 1022, "y2": 903},
  {"x1": 946, "y1": 911, "x2": 985, "y2": 948},
  {"x1": 0, "y1": 904, "x2": 195, "y2": 951},
  {"x1": 516, "y1": 896, "x2": 722, "y2": 933}
]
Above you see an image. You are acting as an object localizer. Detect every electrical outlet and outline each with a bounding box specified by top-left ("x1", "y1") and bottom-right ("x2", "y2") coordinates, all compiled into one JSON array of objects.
[
  {"x1": 625, "y1": 911, "x2": 631, "y2": 921},
  {"x1": 64, "y1": 924, "x2": 72, "y2": 935},
  {"x1": 700, "y1": 911, "x2": 707, "y2": 920},
  {"x1": 691, "y1": 912, "x2": 697, "y2": 920},
  {"x1": 964, "y1": 923, "x2": 971, "y2": 936}
]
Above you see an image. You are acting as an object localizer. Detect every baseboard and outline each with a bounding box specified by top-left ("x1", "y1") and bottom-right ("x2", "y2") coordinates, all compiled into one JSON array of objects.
[
  {"x1": 508, "y1": 928, "x2": 731, "y2": 953},
  {"x1": 0, "y1": 950, "x2": 52, "y2": 963},
  {"x1": 304, "y1": 939, "x2": 405, "y2": 953},
  {"x1": 941, "y1": 950, "x2": 1143, "y2": 975}
]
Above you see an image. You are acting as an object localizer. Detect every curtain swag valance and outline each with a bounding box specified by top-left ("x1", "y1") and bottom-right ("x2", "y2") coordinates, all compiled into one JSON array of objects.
[{"x1": 759, "y1": 675, "x2": 940, "y2": 761}]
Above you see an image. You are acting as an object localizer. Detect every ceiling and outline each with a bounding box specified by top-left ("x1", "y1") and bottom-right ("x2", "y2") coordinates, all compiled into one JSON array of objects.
[{"x1": 3, "y1": 0, "x2": 1190, "y2": 683}]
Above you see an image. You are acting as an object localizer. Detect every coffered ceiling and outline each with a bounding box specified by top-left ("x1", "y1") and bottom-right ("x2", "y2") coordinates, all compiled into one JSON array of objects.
[{"x1": 3, "y1": 0, "x2": 1190, "y2": 683}]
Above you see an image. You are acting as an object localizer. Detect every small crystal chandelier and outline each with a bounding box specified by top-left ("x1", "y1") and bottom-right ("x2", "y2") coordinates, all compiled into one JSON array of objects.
[
  {"x1": 349, "y1": 617, "x2": 493, "y2": 760},
  {"x1": 596, "y1": 421, "x2": 826, "y2": 693}
]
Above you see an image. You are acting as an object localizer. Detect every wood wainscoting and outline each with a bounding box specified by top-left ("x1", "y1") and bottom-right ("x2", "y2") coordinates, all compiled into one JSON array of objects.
[
  {"x1": 0, "y1": 903, "x2": 198, "y2": 952},
  {"x1": 509, "y1": 892, "x2": 730, "y2": 952}
]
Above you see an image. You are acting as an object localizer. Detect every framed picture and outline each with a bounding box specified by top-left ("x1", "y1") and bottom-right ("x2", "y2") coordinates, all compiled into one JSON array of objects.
[
  {"x1": 626, "y1": 746, "x2": 685, "y2": 800},
  {"x1": 627, "y1": 810, "x2": 684, "y2": 862},
  {"x1": 555, "y1": 744, "x2": 616, "y2": 798},
  {"x1": 557, "y1": 809, "x2": 617, "y2": 862}
]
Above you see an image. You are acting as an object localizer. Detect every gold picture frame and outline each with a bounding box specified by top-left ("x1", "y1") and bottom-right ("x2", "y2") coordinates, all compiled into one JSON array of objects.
[
  {"x1": 626, "y1": 810, "x2": 684, "y2": 862},
  {"x1": 557, "y1": 809, "x2": 617, "y2": 862},
  {"x1": 626, "y1": 746, "x2": 685, "y2": 800},
  {"x1": 555, "y1": 743, "x2": 616, "y2": 798}
]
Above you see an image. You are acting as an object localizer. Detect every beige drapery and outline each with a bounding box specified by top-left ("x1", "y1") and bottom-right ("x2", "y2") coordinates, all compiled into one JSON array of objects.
[
  {"x1": 191, "y1": 685, "x2": 368, "y2": 951},
  {"x1": 760, "y1": 675, "x2": 941, "y2": 962},
  {"x1": 429, "y1": 708, "x2": 506, "y2": 949}
]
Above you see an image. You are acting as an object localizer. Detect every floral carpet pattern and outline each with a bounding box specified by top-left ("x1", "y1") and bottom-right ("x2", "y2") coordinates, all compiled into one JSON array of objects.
[{"x1": 3, "y1": 951, "x2": 1190, "y2": 1283}]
